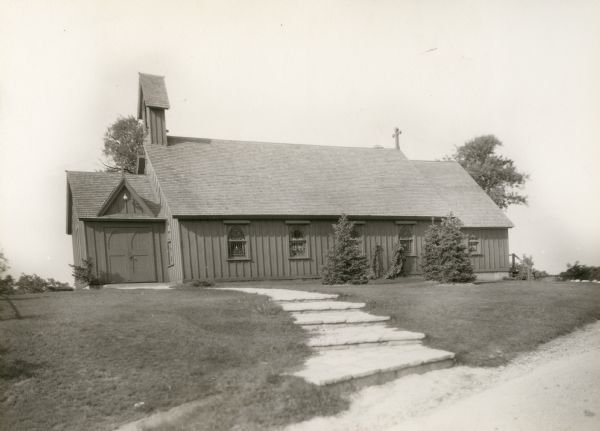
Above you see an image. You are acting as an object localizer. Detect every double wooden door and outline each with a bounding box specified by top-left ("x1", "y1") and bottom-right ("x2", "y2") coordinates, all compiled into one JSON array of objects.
[{"x1": 105, "y1": 226, "x2": 157, "y2": 283}]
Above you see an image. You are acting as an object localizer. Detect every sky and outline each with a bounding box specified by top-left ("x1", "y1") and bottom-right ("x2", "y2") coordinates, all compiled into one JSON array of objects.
[{"x1": 1, "y1": 0, "x2": 599, "y2": 282}]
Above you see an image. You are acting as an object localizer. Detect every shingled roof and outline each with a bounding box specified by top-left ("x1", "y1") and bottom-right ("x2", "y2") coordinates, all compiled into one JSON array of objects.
[
  {"x1": 138, "y1": 73, "x2": 170, "y2": 109},
  {"x1": 143, "y1": 138, "x2": 512, "y2": 227},
  {"x1": 67, "y1": 171, "x2": 161, "y2": 221},
  {"x1": 412, "y1": 160, "x2": 513, "y2": 228}
]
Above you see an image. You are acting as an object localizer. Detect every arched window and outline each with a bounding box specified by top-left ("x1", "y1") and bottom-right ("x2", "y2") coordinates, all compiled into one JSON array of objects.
[
  {"x1": 227, "y1": 226, "x2": 247, "y2": 259},
  {"x1": 289, "y1": 228, "x2": 307, "y2": 258}
]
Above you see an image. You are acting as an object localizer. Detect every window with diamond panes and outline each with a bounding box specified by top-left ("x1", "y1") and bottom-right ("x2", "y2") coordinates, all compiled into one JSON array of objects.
[
  {"x1": 289, "y1": 227, "x2": 308, "y2": 258},
  {"x1": 227, "y1": 225, "x2": 248, "y2": 259}
]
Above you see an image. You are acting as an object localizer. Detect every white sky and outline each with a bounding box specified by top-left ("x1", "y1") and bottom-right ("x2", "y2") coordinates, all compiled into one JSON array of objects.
[{"x1": 1, "y1": 0, "x2": 599, "y2": 281}]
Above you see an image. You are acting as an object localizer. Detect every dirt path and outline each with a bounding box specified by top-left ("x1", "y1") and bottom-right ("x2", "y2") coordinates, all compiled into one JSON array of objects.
[{"x1": 285, "y1": 321, "x2": 600, "y2": 431}]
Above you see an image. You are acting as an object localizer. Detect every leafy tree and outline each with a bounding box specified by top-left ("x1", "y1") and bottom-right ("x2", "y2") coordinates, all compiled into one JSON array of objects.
[
  {"x1": 322, "y1": 214, "x2": 368, "y2": 285},
  {"x1": 422, "y1": 214, "x2": 475, "y2": 283},
  {"x1": 102, "y1": 115, "x2": 146, "y2": 173},
  {"x1": 0, "y1": 251, "x2": 21, "y2": 318},
  {"x1": 514, "y1": 254, "x2": 534, "y2": 280},
  {"x1": 448, "y1": 135, "x2": 528, "y2": 209}
]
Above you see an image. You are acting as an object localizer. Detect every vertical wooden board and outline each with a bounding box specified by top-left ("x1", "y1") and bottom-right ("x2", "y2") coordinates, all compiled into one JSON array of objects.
[
  {"x1": 502, "y1": 230, "x2": 508, "y2": 268},
  {"x1": 492, "y1": 231, "x2": 500, "y2": 270},
  {"x1": 206, "y1": 224, "x2": 215, "y2": 279},
  {"x1": 308, "y1": 222, "x2": 316, "y2": 276},
  {"x1": 190, "y1": 224, "x2": 201, "y2": 279},
  {"x1": 199, "y1": 228, "x2": 207, "y2": 279},
  {"x1": 84, "y1": 224, "x2": 95, "y2": 275},
  {"x1": 170, "y1": 218, "x2": 183, "y2": 281},
  {"x1": 256, "y1": 222, "x2": 267, "y2": 278},
  {"x1": 179, "y1": 222, "x2": 190, "y2": 279},
  {"x1": 160, "y1": 224, "x2": 169, "y2": 282},
  {"x1": 250, "y1": 223, "x2": 259, "y2": 278},
  {"x1": 279, "y1": 222, "x2": 288, "y2": 278},
  {"x1": 215, "y1": 222, "x2": 226, "y2": 279},
  {"x1": 269, "y1": 229, "x2": 277, "y2": 277},
  {"x1": 152, "y1": 225, "x2": 163, "y2": 282},
  {"x1": 261, "y1": 225, "x2": 268, "y2": 277},
  {"x1": 484, "y1": 229, "x2": 491, "y2": 270},
  {"x1": 273, "y1": 222, "x2": 281, "y2": 277},
  {"x1": 95, "y1": 226, "x2": 108, "y2": 278}
]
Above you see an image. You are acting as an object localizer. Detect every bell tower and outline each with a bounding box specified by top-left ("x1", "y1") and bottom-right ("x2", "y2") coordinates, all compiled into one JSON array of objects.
[{"x1": 137, "y1": 73, "x2": 170, "y2": 146}]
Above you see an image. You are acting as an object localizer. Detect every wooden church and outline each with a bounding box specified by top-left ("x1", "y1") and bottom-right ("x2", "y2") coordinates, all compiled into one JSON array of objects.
[{"x1": 66, "y1": 73, "x2": 513, "y2": 284}]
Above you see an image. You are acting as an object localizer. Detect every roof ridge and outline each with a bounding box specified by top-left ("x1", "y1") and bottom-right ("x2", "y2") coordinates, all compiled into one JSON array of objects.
[
  {"x1": 410, "y1": 159, "x2": 458, "y2": 163},
  {"x1": 166, "y1": 135, "x2": 406, "y2": 152}
]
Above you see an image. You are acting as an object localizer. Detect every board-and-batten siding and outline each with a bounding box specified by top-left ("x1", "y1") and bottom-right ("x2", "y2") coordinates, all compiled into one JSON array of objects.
[
  {"x1": 83, "y1": 221, "x2": 168, "y2": 282},
  {"x1": 145, "y1": 107, "x2": 167, "y2": 146},
  {"x1": 463, "y1": 228, "x2": 510, "y2": 272},
  {"x1": 144, "y1": 156, "x2": 182, "y2": 282},
  {"x1": 71, "y1": 208, "x2": 87, "y2": 287},
  {"x1": 179, "y1": 220, "x2": 510, "y2": 281}
]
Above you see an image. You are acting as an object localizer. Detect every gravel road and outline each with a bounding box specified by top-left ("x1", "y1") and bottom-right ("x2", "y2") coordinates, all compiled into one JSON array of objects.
[{"x1": 285, "y1": 321, "x2": 600, "y2": 431}]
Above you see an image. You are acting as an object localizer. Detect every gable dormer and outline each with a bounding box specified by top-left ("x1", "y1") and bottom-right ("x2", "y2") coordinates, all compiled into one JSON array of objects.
[
  {"x1": 98, "y1": 178, "x2": 155, "y2": 217},
  {"x1": 137, "y1": 73, "x2": 170, "y2": 146}
]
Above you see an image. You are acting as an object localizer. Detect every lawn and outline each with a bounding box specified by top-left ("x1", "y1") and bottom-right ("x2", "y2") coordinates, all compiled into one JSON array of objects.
[
  {"x1": 2, "y1": 280, "x2": 599, "y2": 431},
  {"x1": 0, "y1": 288, "x2": 346, "y2": 431},
  {"x1": 275, "y1": 278, "x2": 600, "y2": 366}
]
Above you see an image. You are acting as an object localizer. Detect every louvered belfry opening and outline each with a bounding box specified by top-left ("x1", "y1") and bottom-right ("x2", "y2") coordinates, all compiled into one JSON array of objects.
[{"x1": 138, "y1": 73, "x2": 170, "y2": 146}]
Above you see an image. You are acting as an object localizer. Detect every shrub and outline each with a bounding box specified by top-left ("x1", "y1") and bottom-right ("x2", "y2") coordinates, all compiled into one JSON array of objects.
[
  {"x1": 16, "y1": 274, "x2": 49, "y2": 293},
  {"x1": 70, "y1": 258, "x2": 102, "y2": 286},
  {"x1": 422, "y1": 214, "x2": 475, "y2": 283},
  {"x1": 386, "y1": 241, "x2": 407, "y2": 279},
  {"x1": 190, "y1": 280, "x2": 215, "y2": 287},
  {"x1": 0, "y1": 274, "x2": 16, "y2": 295},
  {"x1": 559, "y1": 262, "x2": 600, "y2": 281},
  {"x1": 514, "y1": 254, "x2": 534, "y2": 280},
  {"x1": 370, "y1": 245, "x2": 384, "y2": 279},
  {"x1": 322, "y1": 214, "x2": 368, "y2": 285},
  {"x1": 46, "y1": 278, "x2": 74, "y2": 291}
]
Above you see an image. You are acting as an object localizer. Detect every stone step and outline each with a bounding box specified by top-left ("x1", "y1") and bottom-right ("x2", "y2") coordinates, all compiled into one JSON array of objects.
[
  {"x1": 292, "y1": 344, "x2": 455, "y2": 386},
  {"x1": 105, "y1": 283, "x2": 174, "y2": 290},
  {"x1": 278, "y1": 300, "x2": 365, "y2": 312},
  {"x1": 291, "y1": 310, "x2": 390, "y2": 325},
  {"x1": 216, "y1": 287, "x2": 338, "y2": 302},
  {"x1": 303, "y1": 323, "x2": 425, "y2": 348}
]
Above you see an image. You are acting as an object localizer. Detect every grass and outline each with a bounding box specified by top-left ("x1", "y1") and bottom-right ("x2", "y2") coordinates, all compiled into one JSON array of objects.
[
  {"x1": 3, "y1": 279, "x2": 598, "y2": 430},
  {"x1": 271, "y1": 278, "x2": 600, "y2": 366},
  {"x1": 0, "y1": 288, "x2": 346, "y2": 431}
]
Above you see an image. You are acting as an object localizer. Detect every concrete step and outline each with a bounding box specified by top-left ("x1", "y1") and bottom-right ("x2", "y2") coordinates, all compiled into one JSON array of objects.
[
  {"x1": 291, "y1": 310, "x2": 390, "y2": 325},
  {"x1": 304, "y1": 323, "x2": 425, "y2": 348},
  {"x1": 216, "y1": 287, "x2": 338, "y2": 302},
  {"x1": 278, "y1": 300, "x2": 365, "y2": 312},
  {"x1": 292, "y1": 344, "x2": 455, "y2": 386}
]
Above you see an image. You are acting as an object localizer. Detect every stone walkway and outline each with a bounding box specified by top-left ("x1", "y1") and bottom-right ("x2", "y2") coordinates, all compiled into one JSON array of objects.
[{"x1": 219, "y1": 287, "x2": 455, "y2": 387}]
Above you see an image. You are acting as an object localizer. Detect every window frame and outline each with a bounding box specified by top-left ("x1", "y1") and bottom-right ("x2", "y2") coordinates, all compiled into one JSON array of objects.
[
  {"x1": 397, "y1": 223, "x2": 416, "y2": 256},
  {"x1": 467, "y1": 235, "x2": 482, "y2": 256},
  {"x1": 351, "y1": 223, "x2": 366, "y2": 255},
  {"x1": 288, "y1": 225, "x2": 310, "y2": 260},
  {"x1": 226, "y1": 224, "x2": 250, "y2": 261}
]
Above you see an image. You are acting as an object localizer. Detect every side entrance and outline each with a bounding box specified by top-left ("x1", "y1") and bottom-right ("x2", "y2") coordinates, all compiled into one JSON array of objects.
[{"x1": 84, "y1": 221, "x2": 168, "y2": 284}]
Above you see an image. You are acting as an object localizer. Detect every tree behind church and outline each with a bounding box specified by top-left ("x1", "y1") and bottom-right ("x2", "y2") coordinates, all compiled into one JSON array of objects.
[
  {"x1": 448, "y1": 135, "x2": 528, "y2": 209},
  {"x1": 102, "y1": 115, "x2": 146, "y2": 173}
]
